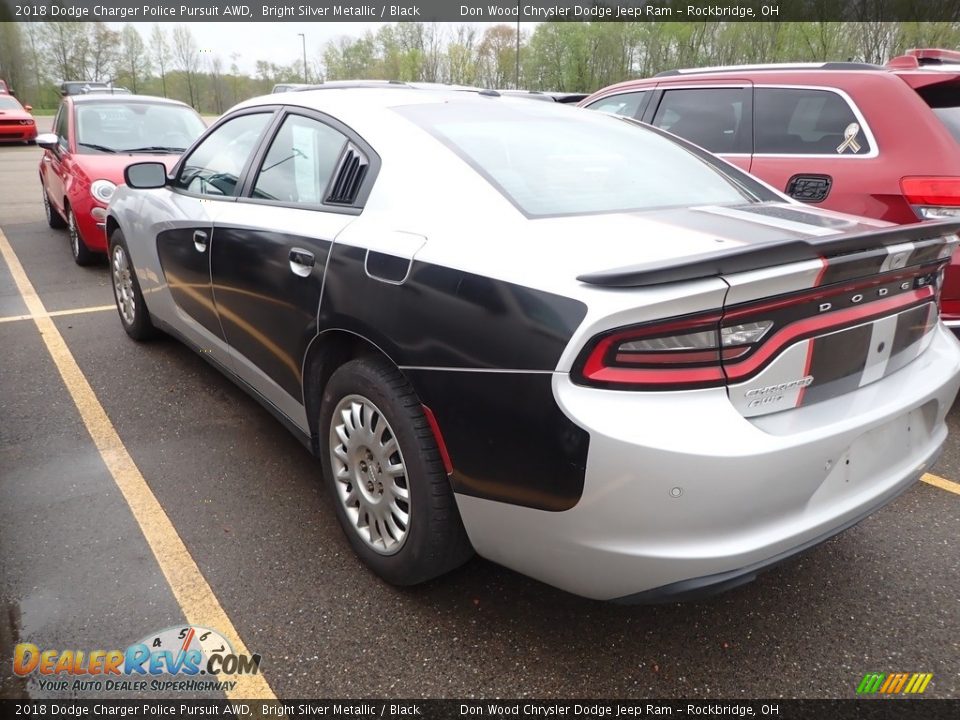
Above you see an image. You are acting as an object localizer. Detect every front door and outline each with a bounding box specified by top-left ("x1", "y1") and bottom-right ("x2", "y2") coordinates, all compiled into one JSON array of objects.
[
  {"x1": 161, "y1": 110, "x2": 275, "y2": 341},
  {"x1": 209, "y1": 111, "x2": 362, "y2": 427}
]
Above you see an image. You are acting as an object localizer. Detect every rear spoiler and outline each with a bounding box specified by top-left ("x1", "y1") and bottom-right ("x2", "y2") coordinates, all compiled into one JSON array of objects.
[{"x1": 577, "y1": 220, "x2": 960, "y2": 288}]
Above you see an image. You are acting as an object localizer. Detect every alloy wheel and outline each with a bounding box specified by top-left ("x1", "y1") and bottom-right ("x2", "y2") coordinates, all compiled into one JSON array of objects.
[
  {"x1": 112, "y1": 244, "x2": 136, "y2": 326},
  {"x1": 329, "y1": 394, "x2": 411, "y2": 555}
]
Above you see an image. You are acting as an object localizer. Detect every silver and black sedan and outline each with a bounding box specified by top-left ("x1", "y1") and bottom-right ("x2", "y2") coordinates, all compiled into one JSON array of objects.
[{"x1": 106, "y1": 88, "x2": 960, "y2": 601}]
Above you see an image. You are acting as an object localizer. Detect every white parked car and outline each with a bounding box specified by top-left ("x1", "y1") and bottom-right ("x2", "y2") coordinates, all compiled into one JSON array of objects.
[{"x1": 106, "y1": 88, "x2": 960, "y2": 601}]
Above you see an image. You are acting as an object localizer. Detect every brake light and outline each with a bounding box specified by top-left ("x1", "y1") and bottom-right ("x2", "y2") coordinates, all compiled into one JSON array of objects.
[
  {"x1": 901, "y1": 177, "x2": 960, "y2": 218},
  {"x1": 573, "y1": 268, "x2": 942, "y2": 391},
  {"x1": 577, "y1": 311, "x2": 744, "y2": 390}
]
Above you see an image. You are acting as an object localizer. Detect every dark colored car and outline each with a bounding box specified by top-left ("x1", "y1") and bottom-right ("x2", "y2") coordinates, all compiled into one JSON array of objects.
[
  {"x1": 37, "y1": 94, "x2": 205, "y2": 265},
  {"x1": 0, "y1": 94, "x2": 37, "y2": 144},
  {"x1": 581, "y1": 49, "x2": 960, "y2": 327}
]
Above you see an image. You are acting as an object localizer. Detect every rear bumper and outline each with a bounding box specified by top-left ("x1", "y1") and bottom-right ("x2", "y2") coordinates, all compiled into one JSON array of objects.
[
  {"x1": 455, "y1": 325, "x2": 960, "y2": 601},
  {"x1": 612, "y1": 451, "x2": 935, "y2": 604}
]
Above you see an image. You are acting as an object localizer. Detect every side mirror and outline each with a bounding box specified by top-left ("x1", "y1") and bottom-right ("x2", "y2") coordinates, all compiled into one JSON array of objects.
[
  {"x1": 35, "y1": 133, "x2": 58, "y2": 149},
  {"x1": 23, "y1": 104, "x2": 32, "y2": 113},
  {"x1": 125, "y1": 162, "x2": 168, "y2": 189}
]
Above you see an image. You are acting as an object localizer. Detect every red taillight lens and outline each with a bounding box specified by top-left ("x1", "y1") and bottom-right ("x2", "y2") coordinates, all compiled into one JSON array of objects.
[
  {"x1": 577, "y1": 312, "x2": 741, "y2": 389},
  {"x1": 574, "y1": 266, "x2": 944, "y2": 391},
  {"x1": 901, "y1": 177, "x2": 960, "y2": 218}
]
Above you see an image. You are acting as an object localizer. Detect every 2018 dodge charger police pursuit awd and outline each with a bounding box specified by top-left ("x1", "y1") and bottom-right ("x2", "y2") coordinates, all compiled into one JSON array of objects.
[{"x1": 106, "y1": 88, "x2": 960, "y2": 601}]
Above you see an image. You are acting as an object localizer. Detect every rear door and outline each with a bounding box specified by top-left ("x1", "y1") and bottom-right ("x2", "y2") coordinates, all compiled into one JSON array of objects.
[
  {"x1": 644, "y1": 82, "x2": 753, "y2": 172},
  {"x1": 750, "y1": 86, "x2": 880, "y2": 212},
  {"x1": 209, "y1": 109, "x2": 370, "y2": 429}
]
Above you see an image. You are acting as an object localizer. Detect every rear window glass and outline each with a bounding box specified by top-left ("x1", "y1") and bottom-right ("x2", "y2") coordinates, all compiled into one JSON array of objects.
[
  {"x1": 395, "y1": 101, "x2": 761, "y2": 218},
  {"x1": 916, "y1": 84, "x2": 960, "y2": 144},
  {"x1": 754, "y1": 88, "x2": 870, "y2": 155}
]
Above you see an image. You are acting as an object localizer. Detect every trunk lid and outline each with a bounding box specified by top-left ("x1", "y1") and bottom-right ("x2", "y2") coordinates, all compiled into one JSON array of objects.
[{"x1": 575, "y1": 206, "x2": 960, "y2": 417}]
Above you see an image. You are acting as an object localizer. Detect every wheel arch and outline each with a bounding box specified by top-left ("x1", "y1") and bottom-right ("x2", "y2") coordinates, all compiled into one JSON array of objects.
[
  {"x1": 302, "y1": 328, "x2": 408, "y2": 456},
  {"x1": 105, "y1": 215, "x2": 121, "y2": 239}
]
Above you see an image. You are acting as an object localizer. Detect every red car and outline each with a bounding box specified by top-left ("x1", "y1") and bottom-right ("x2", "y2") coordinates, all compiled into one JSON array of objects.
[
  {"x1": 0, "y1": 94, "x2": 37, "y2": 144},
  {"x1": 581, "y1": 49, "x2": 960, "y2": 327},
  {"x1": 37, "y1": 94, "x2": 205, "y2": 265}
]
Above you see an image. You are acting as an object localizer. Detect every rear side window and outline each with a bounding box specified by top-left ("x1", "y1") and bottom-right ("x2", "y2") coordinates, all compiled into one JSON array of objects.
[
  {"x1": 754, "y1": 88, "x2": 871, "y2": 155},
  {"x1": 251, "y1": 114, "x2": 347, "y2": 205},
  {"x1": 652, "y1": 88, "x2": 750, "y2": 154},
  {"x1": 585, "y1": 92, "x2": 648, "y2": 119}
]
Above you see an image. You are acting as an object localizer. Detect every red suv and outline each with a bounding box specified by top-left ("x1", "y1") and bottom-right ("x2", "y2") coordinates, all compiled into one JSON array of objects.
[{"x1": 581, "y1": 49, "x2": 960, "y2": 326}]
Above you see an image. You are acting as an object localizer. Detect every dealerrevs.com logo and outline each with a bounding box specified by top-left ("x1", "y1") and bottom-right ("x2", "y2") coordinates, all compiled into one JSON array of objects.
[{"x1": 13, "y1": 626, "x2": 262, "y2": 693}]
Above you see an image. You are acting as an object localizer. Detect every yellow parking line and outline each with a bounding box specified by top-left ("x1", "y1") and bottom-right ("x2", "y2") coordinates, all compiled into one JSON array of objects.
[
  {"x1": 0, "y1": 304, "x2": 115, "y2": 324},
  {"x1": 921, "y1": 473, "x2": 960, "y2": 496},
  {"x1": 0, "y1": 229, "x2": 278, "y2": 701}
]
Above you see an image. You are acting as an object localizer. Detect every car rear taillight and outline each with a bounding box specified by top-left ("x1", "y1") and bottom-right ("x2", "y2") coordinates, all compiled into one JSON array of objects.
[
  {"x1": 901, "y1": 177, "x2": 960, "y2": 219},
  {"x1": 577, "y1": 311, "x2": 761, "y2": 390},
  {"x1": 574, "y1": 268, "x2": 943, "y2": 391}
]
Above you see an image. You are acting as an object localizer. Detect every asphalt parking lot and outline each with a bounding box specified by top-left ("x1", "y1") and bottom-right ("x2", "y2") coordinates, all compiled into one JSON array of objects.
[{"x1": 1, "y1": 140, "x2": 958, "y2": 701}]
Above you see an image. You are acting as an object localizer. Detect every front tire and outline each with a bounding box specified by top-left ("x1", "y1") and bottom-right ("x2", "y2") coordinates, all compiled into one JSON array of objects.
[
  {"x1": 320, "y1": 357, "x2": 473, "y2": 586},
  {"x1": 67, "y1": 206, "x2": 96, "y2": 266},
  {"x1": 109, "y1": 229, "x2": 157, "y2": 341}
]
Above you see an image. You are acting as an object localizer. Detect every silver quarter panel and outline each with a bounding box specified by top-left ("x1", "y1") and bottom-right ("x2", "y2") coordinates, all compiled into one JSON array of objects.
[
  {"x1": 108, "y1": 186, "x2": 237, "y2": 374},
  {"x1": 454, "y1": 325, "x2": 960, "y2": 600}
]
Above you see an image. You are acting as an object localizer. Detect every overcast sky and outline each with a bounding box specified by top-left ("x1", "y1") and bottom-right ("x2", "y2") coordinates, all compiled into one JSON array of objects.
[{"x1": 108, "y1": 22, "x2": 514, "y2": 74}]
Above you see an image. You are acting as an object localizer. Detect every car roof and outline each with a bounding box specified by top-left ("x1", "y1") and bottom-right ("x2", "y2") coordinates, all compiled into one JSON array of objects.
[
  {"x1": 654, "y1": 61, "x2": 883, "y2": 77},
  {"x1": 69, "y1": 94, "x2": 194, "y2": 108},
  {"x1": 235, "y1": 86, "x2": 547, "y2": 114}
]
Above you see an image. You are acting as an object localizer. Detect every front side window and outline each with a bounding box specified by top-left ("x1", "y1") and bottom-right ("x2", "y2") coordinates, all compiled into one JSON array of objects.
[
  {"x1": 652, "y1": 88, "x2": 749, "y2": 154},
  {"x1": 397, "y1": 100, "x2": 767, "y2": 218},
  {"x1": 74, "y1": 102, "x2": 206, "y2": 155},
  {"x1": 754, "y1": 88, "x2": 871, "y2": 155},
  {"x1": 55, "y1": 105, "x2": 68, "y2": 150},
  {"x1": 174, "y1": 113, "x2": 272, "y2": 197},
  {"x1": 251, "y1": 114, "x2": 346, "y2": 205},
  {"x1": 586, "y1": 92, "x2": 648, "y2": 119}
]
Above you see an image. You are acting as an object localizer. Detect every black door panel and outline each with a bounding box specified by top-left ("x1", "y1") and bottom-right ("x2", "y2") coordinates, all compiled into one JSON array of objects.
[
  {"x1": 210, "y1": 225, "x2": 331, "y2": 398},
  {"x1": 156, "y1": 226, "x2": 222, "y2": 338}
]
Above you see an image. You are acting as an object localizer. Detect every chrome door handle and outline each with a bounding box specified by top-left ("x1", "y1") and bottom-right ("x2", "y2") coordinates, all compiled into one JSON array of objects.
[
  {"x1": 289, "y1": 248, "x2": 315, "y2": 277},
  {"x1": 193, "y1": 230, "x2": 208, "y2": 252}
]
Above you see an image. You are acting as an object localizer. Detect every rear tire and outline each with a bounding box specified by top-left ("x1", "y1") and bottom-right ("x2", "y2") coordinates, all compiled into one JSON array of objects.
[
  {"x1": 319, "y1": 357, "x2": 473, "y2": 586},
  {"x1": 109, "y1": 228, "x2": 157, "y2": 341},
  {"x1": 67, "y1": 206, "x2": 96, "y2": 266},
  {"x1": 43, "y1": 187, "x2": 66, "y2": 229}
]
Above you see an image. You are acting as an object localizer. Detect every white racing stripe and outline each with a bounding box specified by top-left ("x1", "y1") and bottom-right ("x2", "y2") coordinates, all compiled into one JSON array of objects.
[
  {"x1": 859, "y1": 314, "x2": 898, "y2": 387},
  {"x1": 693, "y1": 205, "x2": 839, "y2": 236}
]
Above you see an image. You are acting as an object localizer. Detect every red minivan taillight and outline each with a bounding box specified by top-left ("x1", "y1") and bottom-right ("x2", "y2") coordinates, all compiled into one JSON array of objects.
[{"x1": 901, "y1": 176, "x2": 960, "y2": 219}]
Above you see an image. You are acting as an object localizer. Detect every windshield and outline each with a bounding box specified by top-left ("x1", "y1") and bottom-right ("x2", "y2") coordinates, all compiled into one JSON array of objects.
[
  {"x1": 75, "y1": 102, "x2": 206, "y2": 154},
  {"x1": 0, "y1": 96, "x2": 23, "y2": 111},
  {"x1": 396, "y1": 100, "x2": 764, "y2": 217}
]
